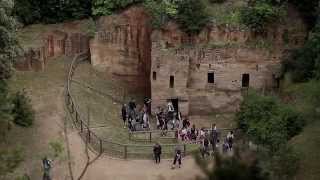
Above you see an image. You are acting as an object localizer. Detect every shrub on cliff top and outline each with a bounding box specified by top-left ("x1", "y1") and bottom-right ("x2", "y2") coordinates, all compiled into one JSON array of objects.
[
  {"x1": 143, "y1": 0, "x2": 178, "y2": 28},
  {"x1": 92, "y1": 0, "x2": 144, "y2": 16},
  {"x1": 176, "y1": 0, "x2": 210, "y2": 34},
  {"x1": 240, "y1": 0, "x2": 284, "y2": 33}
]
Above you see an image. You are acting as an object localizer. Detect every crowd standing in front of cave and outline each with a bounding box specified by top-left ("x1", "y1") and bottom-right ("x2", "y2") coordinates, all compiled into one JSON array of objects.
[{"x1": 121, "y1": 97, "x2": 235, "y2": 166}]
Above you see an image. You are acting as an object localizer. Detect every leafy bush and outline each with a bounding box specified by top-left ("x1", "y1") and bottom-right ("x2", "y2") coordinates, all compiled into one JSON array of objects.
[
  {"x1": 12, "y1": 91, "x2": 35, "y2": 127},
  {"x1": 13, "y1": 0, "x2": 41, "y2": 25},
  {"x1": 49, "y1": 140, "x2": 64, "y2": 158},
  {"x1": 143, "y1": 0, "x2": 178, "y2": 28},
  {"x1": 92, "y1": 0, "x2": 143, "y2": 16},
  {"x1": 1, "y1": 0, "x2": 19, "y2": 80},
  {"x1": 176, "y1": 0, "x2": 210, "y2": 35},
  {"x1": 0, "y1": 80, "x2": 13, "y2": 140},
  {"x1": 240, "y1": 1, "x2": 283, "y2": 33},
  {"x1": 236, "y1": 91, "x2": 305, "y2": 152},
  {"x1": 14, "y1": 0, "x2": 92, "y2": 25}
]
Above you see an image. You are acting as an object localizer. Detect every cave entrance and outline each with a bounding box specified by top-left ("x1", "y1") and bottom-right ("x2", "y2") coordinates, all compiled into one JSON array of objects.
[
  {"x1": 168, "y1": 98, "x2": 179, "y2": 114},
  {"x1": 242, "y1": 73, "x2": 250, "y2": 88}
]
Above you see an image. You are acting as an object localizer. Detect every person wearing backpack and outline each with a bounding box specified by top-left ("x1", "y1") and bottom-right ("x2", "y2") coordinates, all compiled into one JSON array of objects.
[
  {"x1": 42, "y1": 157, "x2": 52, "y2": 180},
  {"x1": 172, "y1": 146, "x2": 182, "y2": 169}
]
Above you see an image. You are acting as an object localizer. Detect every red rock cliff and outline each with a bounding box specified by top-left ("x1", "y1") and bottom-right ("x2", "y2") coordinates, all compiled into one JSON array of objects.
[{"x1": 90, "y1": 6, "x2": 152, "y2": 95}]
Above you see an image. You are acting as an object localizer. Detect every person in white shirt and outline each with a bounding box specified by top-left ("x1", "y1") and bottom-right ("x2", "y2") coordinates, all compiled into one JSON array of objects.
[{"x1": 227, "y1": 131, "x2": 234, "y2": 150}]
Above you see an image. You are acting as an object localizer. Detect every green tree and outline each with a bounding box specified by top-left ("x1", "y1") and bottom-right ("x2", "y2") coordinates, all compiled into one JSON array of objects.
[
  {"x1": 143, "y1": 0, "x2": 178, "y2": 28},
  {"x1": 240, "y1": 0, "x2": 283, "y2": 33},
  {"x1": 236, "y1": 91, "x2": 304, "y2": 152},
  {"x1": 92, "y1": 0, "x2": 143, "y2": 16},
  {"x1": 176, "y1": 0, "x2": 210, "y2": 35},
  {"x1": 0, "y1": 80, "x2": 13, "y2": 142},
  {"x1": 0, "y1": 0, "x2": 19, "y2": 80},
  {"x1": 13, "y1": 0, "x2": 41, "y2": 25},
  {"x1": 12, "y1": 90, "x2": 35, "y2": 127}
]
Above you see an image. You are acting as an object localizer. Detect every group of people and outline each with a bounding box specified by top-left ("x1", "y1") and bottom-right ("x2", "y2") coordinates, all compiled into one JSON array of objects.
[
  {"x1": 121, "y1": 98, "x2": 235, "y2": 166},
  {"x1": 121, "y1": 97, "x2": 152, "y2": 131},
  {"x1": 155, "y1": 101, "x2": 182, "y2": 131},
  {"x1": 199, "y1": 127, "x2": 235, "y2": 158}
]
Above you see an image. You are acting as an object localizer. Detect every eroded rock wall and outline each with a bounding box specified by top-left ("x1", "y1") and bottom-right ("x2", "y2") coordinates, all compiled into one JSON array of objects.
[
  {"x1": 15, "y1": 31, "x2": 90, "y2": 71},
  {"x1": 90, "y1": 6, "x2": 152, "y2": 94},
  {"x1": 151, "y1": 6, "x2": 307, "y2": 116}
]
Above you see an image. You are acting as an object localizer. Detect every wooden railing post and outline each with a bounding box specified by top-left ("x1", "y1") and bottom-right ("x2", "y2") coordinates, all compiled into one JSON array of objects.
[
  {"x1": 100, "y1": 139, "x2": 103, "y2": 154},
  {"x1": 75, "y1": 111, "x2": 78, "y2": 122},
  {"x1": 124, "y1": 145, "x2": 127, "y2": 159},
  {"x1": 88, "y1": 130, "x2": 91, "y2": 143},
  {"x1": 71, "y1": 102, "x2": 74, "y2": 113},
  {"x1": 183, "y1": 144, "x2": 186, "y2": 156},
  {"x1": 149, "y1": 132, "x2": 152, "y2": 143},
  {"x1": 80, "y1": 120, "x2": 83, "y2": 132}
]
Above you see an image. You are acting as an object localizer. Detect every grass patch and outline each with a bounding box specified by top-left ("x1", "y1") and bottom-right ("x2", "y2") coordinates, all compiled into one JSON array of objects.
[
  {"x1": 281, "y1": 79, "x2": 320, "y2": 180},
  {"x1": 290, "y1": 121, "x2": 320, "y2": 180}
]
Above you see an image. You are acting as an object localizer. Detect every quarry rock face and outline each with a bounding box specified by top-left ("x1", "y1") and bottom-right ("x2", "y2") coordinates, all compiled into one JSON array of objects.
[
  {"x1": 15, "y1": 30, "x2": 90, "y2": 71},
  {"x1": 90, "y1": 6, "x2": 152, "y2": 94},
  {"x1": 150, "y1": 6, "x2": 307, "y2": 116}
]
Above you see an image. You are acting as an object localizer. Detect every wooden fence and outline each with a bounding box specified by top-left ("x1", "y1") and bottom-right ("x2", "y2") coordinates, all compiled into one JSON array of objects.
[{"x1": 65, "y1": 53, "x2": 193, "y2": 159}]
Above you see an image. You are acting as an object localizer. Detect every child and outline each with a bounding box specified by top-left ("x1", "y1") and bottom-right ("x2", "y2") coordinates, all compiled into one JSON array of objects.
[{"x1": 172, "y1": 148, "x2": 182, "y2": 169}]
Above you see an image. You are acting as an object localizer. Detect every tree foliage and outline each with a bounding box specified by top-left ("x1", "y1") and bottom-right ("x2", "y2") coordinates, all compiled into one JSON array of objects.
[
  {"x1": 11, "y1": 90, "x2": 35, "y2": 127},
  {"x1": 282, "y1": 26, "x2": 320, "y2": 82},
  {"x1": 240, "y1": 0, "x2": 284, "y2": 33},
  {"x1": 92, "y1": 0, "x2": 143, "y2": 16},
  {"x1": 236, "y1": 91, "x2": 304, "y2": 152},
  {"x1": 0, "y1": 80, "x2": 13, "y2": 140},
  {"x1": 176, "y1": 0, "x2": 210, "y2": 35},
  {"x1": 14, "y1": 0, "x2": 92, "y2": 25},
  {"x1": 143, "y1": 0, "x2": 178, "y2": 28},
  {"x1": 0, "y1": 0, "x2": 19, "y2": 80},
  {"x1": 289, "y1": 0, "x2": 319, "y2": 29}
]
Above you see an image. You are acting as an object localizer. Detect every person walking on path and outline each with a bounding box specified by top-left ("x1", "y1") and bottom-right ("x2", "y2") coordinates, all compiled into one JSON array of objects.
[
  {"x1": 121, "y1": 104, "x2": 127, "y2": 128},
  {"x1": 172, "y1": 146, "x2": 182, "y2": 169},
  {"x1": 153, "y1": 143, "x2": 162, "y2": 164},
  {"x1": 42, "y1": 157, "x2": 52, "y2": 180}
]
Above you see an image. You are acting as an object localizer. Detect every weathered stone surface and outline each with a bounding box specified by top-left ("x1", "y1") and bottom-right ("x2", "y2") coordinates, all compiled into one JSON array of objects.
[
  {"x1": 90, "y1": 6, "x2": 152, "y2": 94},
  {"x1": 15, "y1": 31, "x2": 90, "y2": 71},
  {"x1": 150, "y1": 5, "x2": 307, "y2": 116}
]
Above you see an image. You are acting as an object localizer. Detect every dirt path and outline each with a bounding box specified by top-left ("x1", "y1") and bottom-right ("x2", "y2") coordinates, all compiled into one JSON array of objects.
[{"x1": 66, "y1": 130, "x2": 201, "y2": 180}]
